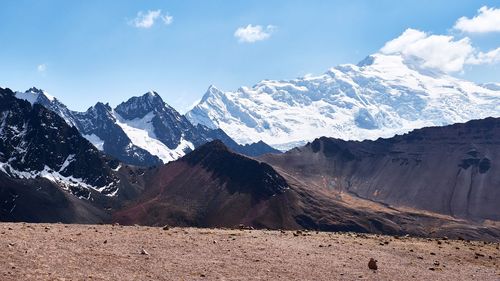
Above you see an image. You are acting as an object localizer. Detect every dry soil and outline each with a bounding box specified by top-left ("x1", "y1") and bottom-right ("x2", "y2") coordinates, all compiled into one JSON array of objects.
[{"x1": 1, "y1": 223, "x2": 499, "y2": 280}]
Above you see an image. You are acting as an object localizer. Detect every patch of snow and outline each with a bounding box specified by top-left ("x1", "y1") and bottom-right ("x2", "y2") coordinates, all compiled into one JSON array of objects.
[
  {"x1": 0, "y1": 162, "x2": 117, "y2": 198},
  {"x1": 15, "y1": 91, "x2": 39, "y2": 105},
  {"x1": 114, "y1": 111, "x2": 193, "y2": 163},
  {"x1": 59, "y1": 154, "x2": 75, "y2": 172},
  {"x1": 112, "y1": 164, "x2": 122, "y2": 172},
  {"x1": 15, "y1": 89, "x2": 55, "y2": 104},
  {"x1": 83, "y1": 134, "x2": 105, "y2": 151}
]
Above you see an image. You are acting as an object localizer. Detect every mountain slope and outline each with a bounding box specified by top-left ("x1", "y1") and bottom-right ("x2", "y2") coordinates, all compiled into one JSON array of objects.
[
  {"x1": 114, "y1": 140, "x2": 293, "y2": 228},
  {"x1": 187, "y1": 54, "x2": 500, "y2": 149},
  {"x1": 261, "y1": 117, "x2": 500, "y2": 221},
  {"x1": 0, "y1": 87, "x2": 154, "y2": 222},
  {"x1": 1, "y1": 87, "x2": 120, "y2": 198}
]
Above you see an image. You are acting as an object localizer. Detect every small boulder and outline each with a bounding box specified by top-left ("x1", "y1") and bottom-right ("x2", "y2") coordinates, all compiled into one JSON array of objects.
[{"x1": 368, "y1": 258, "x2": 378, "y2": 270}]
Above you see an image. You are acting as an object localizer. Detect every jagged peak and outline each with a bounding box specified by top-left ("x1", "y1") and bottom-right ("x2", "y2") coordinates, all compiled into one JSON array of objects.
[
  {"x1": 25, "y1": 87, "x2": 55, "y2": 101},
  {"x1": 0, "y1": 87, "x2": 15, "y2": 97},
  {"x1": 144, "y1": 90, "x2": 161, "y2": 99},
  {"x1": 200, "y1": 85, "x2": 223, "y2": 103},
  {"x1": 88, "y1": 102, "x2": 112, "y2": 113},
  {"x1": 115, "y1": 91, "x2": 165, "y2": 109}
]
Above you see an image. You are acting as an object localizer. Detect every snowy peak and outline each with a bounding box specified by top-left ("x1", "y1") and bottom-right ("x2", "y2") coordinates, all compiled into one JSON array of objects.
[
  {"x1": 15, "y1": 88, "x2": 77, "y2": 128},
  {"x1": 16, "y1": 87, "x2": 55, "y2": 105},
  {"x1": 201, "y1": 85, "x2": 224, "y2": 102},
  {"x1": 187, "y1": 52, "x2": 500, "y2": 149}
]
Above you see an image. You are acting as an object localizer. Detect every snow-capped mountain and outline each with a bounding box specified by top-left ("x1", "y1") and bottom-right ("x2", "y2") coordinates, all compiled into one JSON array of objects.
[
  {"x1": 186, "y1": 53, "x2": 500, "y2": 150},
  {"x1": 15, "y1": 89, "x2": 163, "y2": 166},
  {"x1": 72, "y1": 102, "x2": 163, "y2": 166},
  {"x1": 0, "y1": 87, "x2": 120, "y2": 199},
  {"x1": 113, "y1": 92, "x2": 199, "y2": 163},
  {"x1": 16, "y1": 89, "x2": 279, "y2": 166}
]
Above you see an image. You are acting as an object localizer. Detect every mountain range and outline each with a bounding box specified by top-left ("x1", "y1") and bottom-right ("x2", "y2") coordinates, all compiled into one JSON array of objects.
[
  {"x1": 187, "y1": 53, "x2": 500, "y2": 150},
  {"x1": 1, "y1": 51, "x2": 500, "y2": 240},
  {"x1": 15, "y1": 88, "x2": 279, "y2": 166},
  {"x1": 2, "y1": 87, "x2": 499, "y2": 239},
  {"x1": 100, "y1": 117, "x2": 500, "y2": 240}
]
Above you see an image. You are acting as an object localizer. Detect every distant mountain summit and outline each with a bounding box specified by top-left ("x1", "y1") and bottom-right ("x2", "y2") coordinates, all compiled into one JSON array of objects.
[
  {"x1": 187, "y1": 53, "x2": 500, "y2": 150},
  {"x1": 16, "y1": 89, "x2": 279, "y2": 166}
]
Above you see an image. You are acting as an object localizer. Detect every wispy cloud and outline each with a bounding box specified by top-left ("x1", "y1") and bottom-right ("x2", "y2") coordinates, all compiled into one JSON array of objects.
[
  {"x1": 454, "y1": 6, "x2": 500, "y2": 33},
  {"x1": 467, "y1": 47, "x2": 500, "y2": 65},
  {"x1": 37, "y1": 64, "x2": 47, "y2": 73},
  {"x1": 234, "y1": 24, "x2": 276, "y2": 43},
  {"x1": 130, "y1": 10, "x2": 173, "y2": 29}
]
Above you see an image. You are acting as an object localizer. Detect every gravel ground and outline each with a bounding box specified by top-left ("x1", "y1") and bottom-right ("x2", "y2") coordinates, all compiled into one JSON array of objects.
[{"x1": 1, "y1": 223, "x2": 499, "y2": 280}]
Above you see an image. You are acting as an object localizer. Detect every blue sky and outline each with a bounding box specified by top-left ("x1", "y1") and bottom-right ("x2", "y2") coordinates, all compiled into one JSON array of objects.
[{"x1": 1, "y1": 1, "x2": 499, "y2": 112}]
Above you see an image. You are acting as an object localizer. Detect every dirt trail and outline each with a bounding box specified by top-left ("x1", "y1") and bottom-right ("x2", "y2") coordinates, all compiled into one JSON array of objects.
[{"x1": 1, "y1": 223, "x2": 499, "y2": 280}]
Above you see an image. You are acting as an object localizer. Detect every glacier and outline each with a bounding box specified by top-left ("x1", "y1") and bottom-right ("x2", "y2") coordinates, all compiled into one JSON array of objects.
[{"x1": 186, "y1": 53, "x2": 500, "y2": 150}]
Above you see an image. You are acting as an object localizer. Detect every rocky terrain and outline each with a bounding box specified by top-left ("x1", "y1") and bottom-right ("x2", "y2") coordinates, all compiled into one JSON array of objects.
[
  {"x1": 1, "y1": 223, "x2": 499, "y2": 280},
  {"x1": 261, "y1": 117, "x2": 500, "y2": 222}
]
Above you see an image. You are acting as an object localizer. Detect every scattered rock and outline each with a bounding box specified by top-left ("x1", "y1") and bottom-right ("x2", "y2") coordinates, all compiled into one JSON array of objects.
[
  {"x1": 140, "y1": 249, "x2": 149, "y2": 255},
  {"x1": 238, "y1": 224, "x2": 253, "y2": 230},
  {"x1": 368, "y1": 258, "x2": 378, "y2": 270},
  {"x1": 162, "y1": 225, "x2": 169, "y2": 231}
]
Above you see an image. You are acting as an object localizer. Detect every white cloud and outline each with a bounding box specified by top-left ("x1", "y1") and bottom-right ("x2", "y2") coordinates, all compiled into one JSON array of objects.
[
  {"x1": 130, "y1": 10, "x2": 173, "y2": 29},
  {"x1": 381, "y1": 28, "x2": 475, "y2": 73},
  {"x1": 454, "y1": 6, "x2": 500, "y2": 33},
  {"x1": 234, "y1": 24, "x2": 276, "y2": 43},
  {"x1": 161, "y1": 14, "x2": 173, "y2": 25},
  {"x1": 467, "y1": 47, "x2": 500, "y2": 65},
  {"x1": 37, "y1": 64, "x2": 47, "y2": 72}
]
